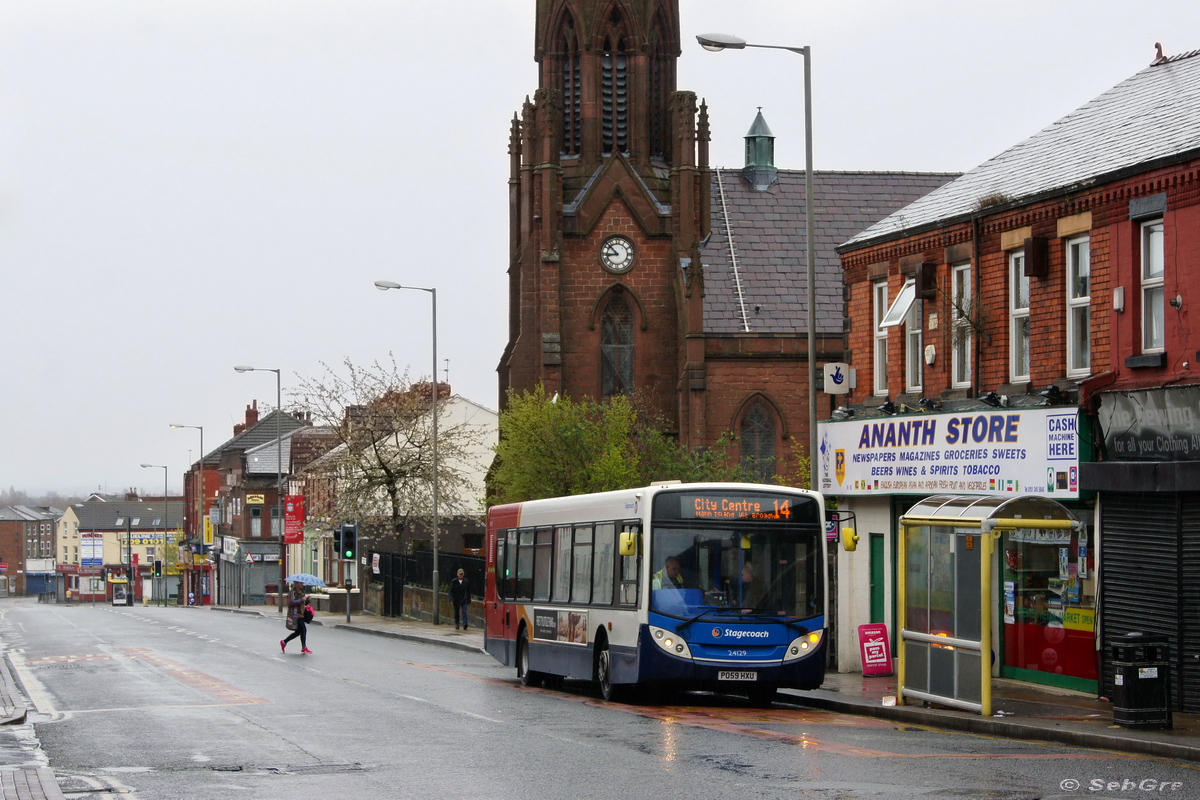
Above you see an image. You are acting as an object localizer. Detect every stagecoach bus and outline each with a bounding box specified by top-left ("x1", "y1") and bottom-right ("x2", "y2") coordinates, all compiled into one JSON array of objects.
[{"x1": 484, "y1": 482, "x2": 828, "y2": 705}]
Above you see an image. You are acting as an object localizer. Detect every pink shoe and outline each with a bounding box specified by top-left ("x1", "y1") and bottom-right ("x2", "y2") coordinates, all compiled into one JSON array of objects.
[
  {"x1": 280, "y1": 639, "x2": 286, "y2": 653},
  {"x1": 301, "y1": 648, "x2": 312, "y2": 654}
]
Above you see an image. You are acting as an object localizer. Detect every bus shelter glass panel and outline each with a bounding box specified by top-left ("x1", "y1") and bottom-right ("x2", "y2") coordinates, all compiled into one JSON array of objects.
[{"x1": 903, "y1": 523, "x2": 981, "y2": 708}]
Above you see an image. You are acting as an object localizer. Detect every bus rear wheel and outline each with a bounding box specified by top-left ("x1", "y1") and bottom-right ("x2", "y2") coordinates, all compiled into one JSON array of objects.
[{"x1": 517, "y1": 632, "x2": 543, "y2": 687}]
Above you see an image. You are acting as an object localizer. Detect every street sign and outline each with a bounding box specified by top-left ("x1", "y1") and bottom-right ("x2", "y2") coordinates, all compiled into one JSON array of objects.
[{"x1": 245, "y1": 552, "x2": 254, "y2": 564}]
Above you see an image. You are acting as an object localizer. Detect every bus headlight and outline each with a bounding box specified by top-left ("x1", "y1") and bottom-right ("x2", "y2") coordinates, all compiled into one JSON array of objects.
[
  {"x1": 783, "y1": 630, "x2": 823, "y2": 662},
  {"x1": 649, "y1": 626, "x2": 691, "y2": 659}
]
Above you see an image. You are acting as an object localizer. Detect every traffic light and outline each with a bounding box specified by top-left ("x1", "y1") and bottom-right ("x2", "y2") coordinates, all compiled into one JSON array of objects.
[
  {"x1": 153, "y1": 560, "x2": 162, "y2": 577},
  {"x1": 341, "y1": 525, "x2": 357, "y2": 560}
]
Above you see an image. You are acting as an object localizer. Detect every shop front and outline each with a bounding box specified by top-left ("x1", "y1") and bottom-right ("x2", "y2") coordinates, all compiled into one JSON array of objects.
[
  {"x1": 1000, "y1": 523, "x2": 1096, "y2": 690},
  {"x1": 818, "y1": 405, "x2": 1093, "y2": 693}
]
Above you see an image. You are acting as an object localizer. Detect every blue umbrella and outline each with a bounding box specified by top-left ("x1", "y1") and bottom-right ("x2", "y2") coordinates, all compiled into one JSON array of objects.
[{"x1": 285, "y1": 573, "x2": 326, "y2": 587}]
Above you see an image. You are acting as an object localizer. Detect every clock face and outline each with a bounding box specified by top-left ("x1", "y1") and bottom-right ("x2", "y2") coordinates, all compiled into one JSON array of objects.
[{"x1": 600, "y1": 236, "x2": 635, "y2": 273}]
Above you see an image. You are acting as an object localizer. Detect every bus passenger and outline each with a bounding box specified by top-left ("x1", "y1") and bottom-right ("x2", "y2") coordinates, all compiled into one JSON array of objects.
[{"x1": 653, "y1": 557, "x2": 685, "y2": 591}]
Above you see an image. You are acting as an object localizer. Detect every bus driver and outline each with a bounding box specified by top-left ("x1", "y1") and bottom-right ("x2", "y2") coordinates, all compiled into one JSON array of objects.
[{"x1": 653, "y1": 556, "x2": 685, "y2": 591}]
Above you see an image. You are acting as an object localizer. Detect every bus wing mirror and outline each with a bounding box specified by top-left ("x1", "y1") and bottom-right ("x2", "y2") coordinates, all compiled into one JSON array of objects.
[
  {"x1": 841, "y1": 527, "x2": 859, "y2": 552},
  {"x1": 619, "y1": 530, "x2": 638, "y2": 557}
]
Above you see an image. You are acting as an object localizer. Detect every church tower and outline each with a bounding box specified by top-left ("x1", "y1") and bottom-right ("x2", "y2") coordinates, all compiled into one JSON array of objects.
[{"x1": 498, "y1": 0, "x2": 710, "y2": 437}]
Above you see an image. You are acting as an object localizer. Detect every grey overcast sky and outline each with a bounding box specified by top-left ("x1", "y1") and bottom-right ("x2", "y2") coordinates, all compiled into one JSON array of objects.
[{"x1": 3, "y1": 1, "x2": 1197, "y2": 497}]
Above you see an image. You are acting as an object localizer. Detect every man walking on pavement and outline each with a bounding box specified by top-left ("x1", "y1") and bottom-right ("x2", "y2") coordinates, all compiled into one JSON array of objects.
[{"x1": 449, "y1": 568, "x2": 470, "y2": 630}]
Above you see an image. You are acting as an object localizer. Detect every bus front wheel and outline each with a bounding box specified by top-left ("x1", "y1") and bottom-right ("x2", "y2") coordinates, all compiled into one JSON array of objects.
[
  {"x1": 597, "y1": 642, "x2": 620, "y2": 701},
  {"x1": 517, "y1": 632, "x2": 543, "y2": 687}
]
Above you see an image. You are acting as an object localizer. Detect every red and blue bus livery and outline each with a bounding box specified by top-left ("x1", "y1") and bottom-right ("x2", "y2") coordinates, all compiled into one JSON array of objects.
[{"x1": 484, "y1": 482, "x2": 828, "y2": 705}]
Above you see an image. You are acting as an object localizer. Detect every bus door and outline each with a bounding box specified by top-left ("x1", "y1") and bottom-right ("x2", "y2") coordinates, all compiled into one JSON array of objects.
[{"x1": 487, "y1": 528, "x2": 523, "y2": 666}]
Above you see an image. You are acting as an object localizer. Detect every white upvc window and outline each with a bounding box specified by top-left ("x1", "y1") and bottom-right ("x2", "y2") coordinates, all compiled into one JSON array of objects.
[
  {"x1": 1141, "y1": 219, "x2": 1164, "y2": 352},
  {"x1": 1066, "y1": 236, "x2": 1091, "y2": 377},
  {"x1": 879, "y1": 279, "x2": 923, "y2": 393},
  {"x1": 951, "y1": 263, "x2": 972, "y2": 388},
  {"x1": 905, "y1": 297, "x2": 923, "y2": 393},
  {"x1": 1009, "y1": 250, "x2": 1030, "y2": 382},
  {"x1": 873, "y1": 280, "x2": 889, "y2": 396}
]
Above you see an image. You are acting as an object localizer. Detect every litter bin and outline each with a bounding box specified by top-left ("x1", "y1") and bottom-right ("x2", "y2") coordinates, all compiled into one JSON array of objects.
[{"x1": 1111, "y1": 632, "x2": 1172, "y2": 729}]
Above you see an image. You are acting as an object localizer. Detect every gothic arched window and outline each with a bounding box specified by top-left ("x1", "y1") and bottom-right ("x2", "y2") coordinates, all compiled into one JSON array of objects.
[
  {"x1": 560, "y1": 17, "x2": 581, "y2": 156},
  {"x1": 740, "y1": 402, "x2": 777, "y2": 481},
  {"x1": 601, "y1": 9, "x2": 628, "y2": 154},
  {"x1": 601, "y1": 294, "x2": 634, "y2": 397}
]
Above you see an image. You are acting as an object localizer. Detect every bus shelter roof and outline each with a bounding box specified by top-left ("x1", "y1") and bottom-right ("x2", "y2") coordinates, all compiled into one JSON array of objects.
[{"x1": 900, "y1": 494, "x2": 1076, "y2": 529}]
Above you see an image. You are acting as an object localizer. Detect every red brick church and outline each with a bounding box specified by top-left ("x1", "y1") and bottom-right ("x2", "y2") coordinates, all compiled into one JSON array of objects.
[{"x1": 497, "y1": 0, "x2": 955, "y2": 479}]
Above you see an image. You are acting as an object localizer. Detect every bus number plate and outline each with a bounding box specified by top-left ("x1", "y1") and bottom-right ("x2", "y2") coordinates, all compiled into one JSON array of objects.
[{"x1": 718, "y1": 670, "x2": 757, "y2": 682}]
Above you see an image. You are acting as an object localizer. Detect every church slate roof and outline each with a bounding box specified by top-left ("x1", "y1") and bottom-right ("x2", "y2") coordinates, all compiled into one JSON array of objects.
[
  {"x1": 844, "y1": 49, "x2": 1200, "y2": 249},
  {"x1": 701, "y1": 169, "x2": 958, "y2": 335}
]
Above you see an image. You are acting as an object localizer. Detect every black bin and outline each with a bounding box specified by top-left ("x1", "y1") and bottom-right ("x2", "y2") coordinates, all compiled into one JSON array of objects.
[{"x1": 1111, "y1": 632, "x2": 1172, "y2": 729}]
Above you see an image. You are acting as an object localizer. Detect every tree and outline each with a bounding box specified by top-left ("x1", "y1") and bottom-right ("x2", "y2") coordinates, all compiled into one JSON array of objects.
[
  {"x1": 294, "y1": 357, "x2": 485, "y2": 553},
  {"x1": 488, "y1": 387, "x2": 756, "y2": 504}
]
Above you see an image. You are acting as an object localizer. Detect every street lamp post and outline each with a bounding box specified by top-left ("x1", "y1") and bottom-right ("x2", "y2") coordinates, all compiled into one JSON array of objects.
[
  {"x1": 234, "y1": 365, "x2": 286, "y2": 613},
  {"x1": 697, "y1": 33, "x2": 820, "y2": 482},
  {"x1": 140, "y1": 463, "x2": 168, "y2": 606},
  {"x1": 171, "y1": 424, "x2": 204, "y2": 604},
  {"x1": 374, "y1": 280, "x2": 441, "y2": 624}
]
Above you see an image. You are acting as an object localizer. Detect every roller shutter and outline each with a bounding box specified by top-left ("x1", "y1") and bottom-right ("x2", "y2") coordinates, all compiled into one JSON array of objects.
[
  {"x1": 1182, "y1": 493, "x2": 1200, "y2": 713},
  {"x1": 1100, "y1": 492, "x2": 1191, "y2": 710}
]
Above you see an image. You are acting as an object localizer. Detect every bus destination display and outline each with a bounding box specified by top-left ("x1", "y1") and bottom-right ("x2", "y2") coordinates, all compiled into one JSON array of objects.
[{"x1": 684, "y1": 493, "x2": 794, "y2": 521}]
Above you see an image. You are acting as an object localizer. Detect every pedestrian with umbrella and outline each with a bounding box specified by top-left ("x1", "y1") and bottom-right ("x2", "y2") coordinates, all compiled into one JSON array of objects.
[{"x1": 280, "y1": 575, "x2": 321, "y2": 654}]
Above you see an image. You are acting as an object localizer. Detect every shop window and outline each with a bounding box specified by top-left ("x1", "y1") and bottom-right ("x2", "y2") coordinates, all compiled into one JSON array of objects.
[{"x1": 1001, "y1": 523, "x2": 1097, "y2": 682}]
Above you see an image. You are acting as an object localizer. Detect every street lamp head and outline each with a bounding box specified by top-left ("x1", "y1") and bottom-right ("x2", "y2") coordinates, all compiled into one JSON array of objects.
[
  {"x1": 697, "y1": 32, "x2": 747, "y2": 52},
  {"x1": 233, "y1": 365, "x2": 255, "y2": 373},
  {"x1": 140, "y1": 463, "x2": 153, "y2": 468},
  {"x1": 374, "y1": 280, "x2": 402, "y2": 291}
]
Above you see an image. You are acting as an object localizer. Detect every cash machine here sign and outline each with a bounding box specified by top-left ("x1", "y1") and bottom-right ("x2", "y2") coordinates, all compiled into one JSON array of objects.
[{"x1": 817, "y1": 407, "x2": 1079, "y2": 499}]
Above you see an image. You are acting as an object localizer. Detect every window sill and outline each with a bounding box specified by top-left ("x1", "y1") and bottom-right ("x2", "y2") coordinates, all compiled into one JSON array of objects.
[{"x1": 1124, "y1": 352, "x2": 1166, "y2": 369}]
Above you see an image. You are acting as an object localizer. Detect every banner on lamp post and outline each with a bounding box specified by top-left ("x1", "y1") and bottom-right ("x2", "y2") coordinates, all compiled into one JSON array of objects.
[{"x1": 284, "y1": 495, "x2": 306, "y2": 545}]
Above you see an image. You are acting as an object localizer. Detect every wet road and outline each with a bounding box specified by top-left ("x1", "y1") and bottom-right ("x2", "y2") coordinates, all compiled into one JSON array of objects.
[{"x1": 3, "y1": 600, "x2": 1198, "y2": 800}]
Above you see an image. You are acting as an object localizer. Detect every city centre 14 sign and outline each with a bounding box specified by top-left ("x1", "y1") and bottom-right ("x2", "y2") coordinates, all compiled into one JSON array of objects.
[{"x1": 817, "y1": 407, "x2": 1080, "y2": 498}]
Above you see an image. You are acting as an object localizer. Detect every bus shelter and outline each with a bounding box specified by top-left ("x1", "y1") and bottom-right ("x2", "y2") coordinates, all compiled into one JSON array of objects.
[{"x1": 898, "y1": 495, "x2": 1079, "y2": 715}]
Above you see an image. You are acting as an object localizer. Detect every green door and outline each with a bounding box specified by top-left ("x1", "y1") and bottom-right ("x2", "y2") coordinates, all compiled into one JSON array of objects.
[{"x1": 870, "y1": 533, "x2": 885, "y2": 623}]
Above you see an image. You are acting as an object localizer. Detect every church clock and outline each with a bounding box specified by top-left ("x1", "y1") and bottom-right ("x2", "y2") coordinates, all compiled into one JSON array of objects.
[{"x1": 600, "y1": 235, "x2": 635, "y2": 274}]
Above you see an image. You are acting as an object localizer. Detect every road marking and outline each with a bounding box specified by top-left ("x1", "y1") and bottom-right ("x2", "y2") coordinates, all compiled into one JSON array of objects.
[{"x1": 7, "y1": 653, "x2": 60, "y2": 715}]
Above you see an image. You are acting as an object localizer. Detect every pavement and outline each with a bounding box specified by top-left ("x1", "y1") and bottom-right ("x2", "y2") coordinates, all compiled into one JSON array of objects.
[{"x1": 2, "y1": 606, "x2": 1198, "y2": 800}]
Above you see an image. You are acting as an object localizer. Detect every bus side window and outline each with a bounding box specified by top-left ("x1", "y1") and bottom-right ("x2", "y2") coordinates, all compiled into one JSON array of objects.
[
  {"x1": 592, "y1": 522, "x2": 615, "y2": 606},
  {"x1": 496, "y1": 534, "x2": 507, "y2": 600},
  {"x1": 552, "y1": 526, "x2": 571, "y2": 603},
  {"x1": 533, "y1": 528, "x2": 553, "y2": 601},
  {"x1": 619, "y1": 524, "x2": 640, "y2": 606},
  {"x1": 507, "y1": 530, "x2": 519, "y2": 599},
  {"x1": 571, "y1": 525, "x2": 593, "y2": 603},
  {"x1": 517, "y1": 529, "x2": 535, "y2": 599}
]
